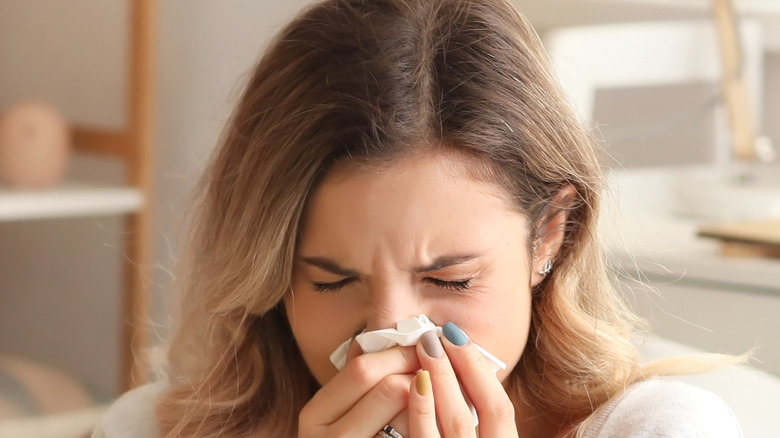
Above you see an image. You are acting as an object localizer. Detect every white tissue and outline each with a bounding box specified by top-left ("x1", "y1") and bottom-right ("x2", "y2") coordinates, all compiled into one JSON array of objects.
[{"x1": 329, "y1": 314, "x2": 506, "y2": 372}]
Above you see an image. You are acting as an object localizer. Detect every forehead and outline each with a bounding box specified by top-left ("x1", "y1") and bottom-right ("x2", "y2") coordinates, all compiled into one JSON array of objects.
[
  {"x1": 297, "y1": 151, "x2": 528, "y2": 253},
  {"x1": 321, "y1": 150, "x2": 512, "y2": 202},
  {"x1": 315, "y1": 151, "x2": 514, "y2": 210}
]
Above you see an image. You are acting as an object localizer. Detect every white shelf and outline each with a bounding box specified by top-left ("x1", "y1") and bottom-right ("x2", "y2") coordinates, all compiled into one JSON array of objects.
[
  {"x1": 0, "y1": 181, "x2": 143, "y2": 222},
  {"x1": 610, "y1": 0, "x2": 780, "y2": 12},
  {"x1": 590, "y1": 0, "x2": 780, "y2": 52}
]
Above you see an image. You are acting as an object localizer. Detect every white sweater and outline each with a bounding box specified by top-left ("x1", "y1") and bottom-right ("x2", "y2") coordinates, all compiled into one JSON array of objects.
[
  {"x1": 92, "y1": 378, "x2": 742, "y2": 437},
  {"x1": 580, "y1": 379, "x2": 742, "y2": 437}
]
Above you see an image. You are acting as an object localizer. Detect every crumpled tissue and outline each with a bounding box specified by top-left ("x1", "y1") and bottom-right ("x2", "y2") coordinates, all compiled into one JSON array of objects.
[{"x1": 329, "y1": 314, "x2": 506, "y2": 372}]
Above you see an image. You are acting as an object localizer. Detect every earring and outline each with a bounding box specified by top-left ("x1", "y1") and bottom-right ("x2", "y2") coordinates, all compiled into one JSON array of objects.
[{"x1": 538, "y1": 259, "x2": 554, "y2": 276}]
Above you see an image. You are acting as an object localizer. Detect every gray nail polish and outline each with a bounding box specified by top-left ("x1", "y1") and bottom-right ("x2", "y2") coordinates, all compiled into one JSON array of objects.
[{"x1": 421, "y1": 330, "x2": 443, "y2": 358}]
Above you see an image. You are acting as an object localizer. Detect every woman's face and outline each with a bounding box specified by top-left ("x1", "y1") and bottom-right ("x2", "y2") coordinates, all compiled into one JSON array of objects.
[{"x1": 285, "y1": 152, "x2": 542, "y2": 385}]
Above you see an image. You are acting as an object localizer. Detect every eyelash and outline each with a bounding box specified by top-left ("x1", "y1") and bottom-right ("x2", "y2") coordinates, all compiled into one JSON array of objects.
[
  {"x1": 310, "y1": 277, "x2": 472, "y2": 293},
  {"x1": 311, "y1": 278, "x2": 356, "y2": 293},
  {"x1": 424, "y1": 277, "x2": 472, "y2": 291}
]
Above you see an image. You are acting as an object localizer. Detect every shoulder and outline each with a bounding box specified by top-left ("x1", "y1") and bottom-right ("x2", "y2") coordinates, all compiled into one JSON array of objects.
[
  {"x1": 581, "y1": 378, "x2": 743, "y2": 438},
  {"x1": 91, "y1": 381, "x2": 166, "y2": 438}
]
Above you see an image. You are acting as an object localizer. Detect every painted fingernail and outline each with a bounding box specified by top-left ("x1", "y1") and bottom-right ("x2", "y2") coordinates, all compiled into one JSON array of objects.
[
  {"x1": 443, "y1": 322, "x2": 468, "y2": 346},
  {"x1": 416, "y1": 370, "x2": 431, "y2": 395},
  {"x1": 421, "y1": 330, "x2": 443, "y2": 358}
]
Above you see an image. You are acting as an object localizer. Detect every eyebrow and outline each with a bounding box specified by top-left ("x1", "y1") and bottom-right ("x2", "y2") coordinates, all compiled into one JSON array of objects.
[
  {"x1": 413, "y1": 254, "x2": 480, "y2": 273},
  {"x1": 298, "y1": 254, "x2": 480, "y2": 277},
  {"x1": 299, "y1": 257, "x2": 361, "y2": 277}
]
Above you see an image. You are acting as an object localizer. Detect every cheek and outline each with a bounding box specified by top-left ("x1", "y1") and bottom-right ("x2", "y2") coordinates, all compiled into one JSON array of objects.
[
  {"x1": 441, "y1": 288, "x2": 532, "y2": 381},
  {"x1": 284, "y1": 288, "x2": 364, "y2": 384},
  {"x1": 491, "y1": 304, "x2": 532, "y2": 381}
]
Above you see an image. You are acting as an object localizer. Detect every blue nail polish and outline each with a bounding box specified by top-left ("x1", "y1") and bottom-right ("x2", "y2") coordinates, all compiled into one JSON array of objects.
[{"x1": 443, "y1": 322, "x2": 468, "y2": 346}]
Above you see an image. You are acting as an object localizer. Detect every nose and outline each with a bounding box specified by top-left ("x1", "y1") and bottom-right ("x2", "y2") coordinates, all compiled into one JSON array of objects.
[{"x1": 364, "y1": 282, "x2": 422, "y2": 331}]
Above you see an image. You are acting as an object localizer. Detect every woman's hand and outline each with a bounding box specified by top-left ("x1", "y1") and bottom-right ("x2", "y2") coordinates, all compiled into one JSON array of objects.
[
  {"x1": 298, "y1": 343, "x2": 420, "y2": 438},
  {"x1": 408, "y1": 323, "x2": 519, "y2": 438}
]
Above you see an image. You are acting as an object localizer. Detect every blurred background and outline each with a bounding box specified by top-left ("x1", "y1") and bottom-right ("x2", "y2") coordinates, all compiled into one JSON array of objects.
[{"x1": 0, "y1": 0, "x2": 778, "y2": 436}]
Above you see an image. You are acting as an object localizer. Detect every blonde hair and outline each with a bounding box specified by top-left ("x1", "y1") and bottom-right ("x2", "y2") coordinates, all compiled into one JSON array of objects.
[{"x1": 157, "y1": 0, "x2": 681, "y2": 436}]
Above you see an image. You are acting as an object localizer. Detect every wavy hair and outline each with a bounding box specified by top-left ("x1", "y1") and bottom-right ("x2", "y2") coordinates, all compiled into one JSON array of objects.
[{"x1": 157, "y1": 0, "x2": 654, "y2": 435}]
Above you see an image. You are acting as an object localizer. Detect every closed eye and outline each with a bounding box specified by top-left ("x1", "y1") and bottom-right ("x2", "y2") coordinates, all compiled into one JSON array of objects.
[
  {"x1": 311, "y1": 277, "x2": 356, "y2": 293},
  {"x1": 424, "y1": 277, "x2": 472, "y2": 291},
  {"x1": 312, "y1": 277, "x2": 473, "y2": 293}
]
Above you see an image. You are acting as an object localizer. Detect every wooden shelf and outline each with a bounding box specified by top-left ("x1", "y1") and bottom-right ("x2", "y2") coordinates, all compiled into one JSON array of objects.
[
  {"x1": 1, "y1": 0, "x2": 155, "y2": 393},
  {"x1": 0, "y1": 181, "x2": 143, "y2": 222}
]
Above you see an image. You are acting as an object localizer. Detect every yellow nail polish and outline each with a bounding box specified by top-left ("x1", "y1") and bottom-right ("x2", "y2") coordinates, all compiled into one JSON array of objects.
[{"x1": 416, "y1": 370, "x2": 431, "y2": 396}]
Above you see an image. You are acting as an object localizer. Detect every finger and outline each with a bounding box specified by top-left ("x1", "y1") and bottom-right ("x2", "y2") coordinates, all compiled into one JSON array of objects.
[
  {"x1": 441, "y1": 322, "x2": 518, "y2": 438},
  {"x1": 408, "y1": 370, "x2": 440, "y2": 438},
  {"x1": 416, "y1": 330, "x2": 476, "y2": 437},
  {"x1": 346, "y1": 332, "x2": 364, "y2": 362},
  {"x1": 304, "y1": 346, "x2": 420, "y2": 424},
  {"x1": 382, "y1": 409, "x2": 409, "y2": 438},
  {"x1": 329, "y1": 373, "x2": 413, "y2": 437}
]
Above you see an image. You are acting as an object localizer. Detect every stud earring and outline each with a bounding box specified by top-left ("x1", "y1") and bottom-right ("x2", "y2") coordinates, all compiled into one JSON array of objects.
[{"x1": 538, "y1": 259, "x2": 554, "y2": 276}]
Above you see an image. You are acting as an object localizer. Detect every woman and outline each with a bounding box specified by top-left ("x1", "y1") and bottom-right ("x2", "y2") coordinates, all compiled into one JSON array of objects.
[{"x1": 94, "y1": 0, "x2": 742, "y2": 436}]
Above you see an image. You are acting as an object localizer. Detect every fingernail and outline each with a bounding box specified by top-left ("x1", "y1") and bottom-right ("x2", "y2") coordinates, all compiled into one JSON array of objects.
[
  {"x1": 421, "y1": 330, "x2": 443, "y2": 358},
  {"x1": 416, "y1": 370, "x2": 431, "y2": 395},
  {"x1": 443, "y1": 322, "x2": 468, "y2": 346}
]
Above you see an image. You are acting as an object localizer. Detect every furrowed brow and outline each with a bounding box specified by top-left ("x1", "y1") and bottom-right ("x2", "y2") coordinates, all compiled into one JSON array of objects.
[
  {"x1": 413, "y1": 254, "x2": 480, "y2": 273},
  {"x1": 299, "y1": 256, "x2": 360, "y2": 277}
]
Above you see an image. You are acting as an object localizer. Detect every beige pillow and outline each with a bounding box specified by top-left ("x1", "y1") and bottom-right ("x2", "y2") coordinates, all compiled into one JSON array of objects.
[{"x1": 0, "y1": 355, "x2": 95, "y2": 419}]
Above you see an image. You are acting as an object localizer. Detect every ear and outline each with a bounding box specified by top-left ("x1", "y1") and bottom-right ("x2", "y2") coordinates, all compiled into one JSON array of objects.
[{"x1": 530, "y1": 185, "x2": 576, "y2": 287}]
